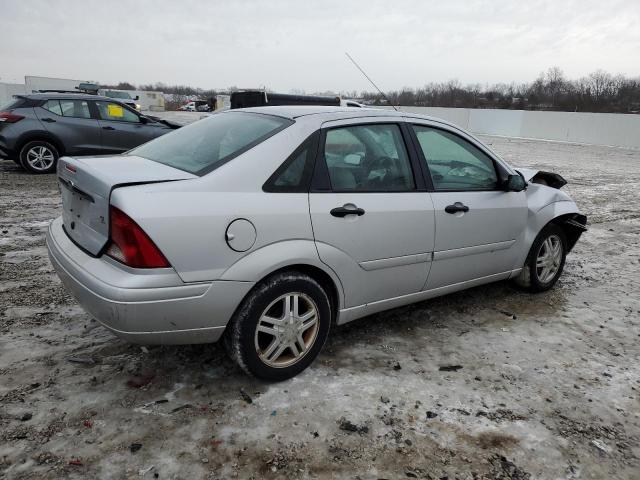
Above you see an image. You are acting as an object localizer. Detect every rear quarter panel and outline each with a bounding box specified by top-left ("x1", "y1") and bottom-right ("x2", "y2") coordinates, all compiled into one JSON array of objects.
[
  {"x1": 1, "y1": 107, "x2": 47, "y2": 151},
  {"x1": 110, "y1": 117, "x2": 323, "y2": 284}
]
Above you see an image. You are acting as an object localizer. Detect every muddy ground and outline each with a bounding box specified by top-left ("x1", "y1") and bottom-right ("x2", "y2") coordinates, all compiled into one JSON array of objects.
[{"x1": 0, "y1": 136, "x2": 639, "y2": 479}]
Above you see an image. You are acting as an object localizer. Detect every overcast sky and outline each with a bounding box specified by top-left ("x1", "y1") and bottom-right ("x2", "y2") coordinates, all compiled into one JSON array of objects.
[{"x1": 1, "y1": 0, "x2": 639, "y2": 92}]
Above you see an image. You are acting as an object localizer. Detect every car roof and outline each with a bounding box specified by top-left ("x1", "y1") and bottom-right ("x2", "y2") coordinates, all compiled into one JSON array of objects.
[
  {"x1": 21, "y1": 93, "x2": 124, "y2": 102},
  {"x1": 234, "y1": 105, "x2": 399, "y2": 119},
  {"x1": 228, "y1": 105, "x2": 457, "y2": 128}
]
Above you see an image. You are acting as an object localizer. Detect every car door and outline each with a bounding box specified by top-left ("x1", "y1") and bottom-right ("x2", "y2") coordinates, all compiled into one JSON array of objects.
[
  {"x1": 35, "y1": 99, "x2": 102, "y2": 155},
  {"x1": 309, "y1": 120, "x2": 435, "y2": 308},
  {"x1": 94, "y1": 100, "x2": 159, "y2": 152},
  {"x1": 409, "y1": 123, "x2": 527, "y2": 290}
]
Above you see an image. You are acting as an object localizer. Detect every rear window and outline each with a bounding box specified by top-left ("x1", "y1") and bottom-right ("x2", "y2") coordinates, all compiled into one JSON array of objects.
[
  {"x1": 0, "y1": 98, "x2": 26, "y2": 110},
  {"x1": 129, "y1": 112, "x2": 292, "y2": 176}
]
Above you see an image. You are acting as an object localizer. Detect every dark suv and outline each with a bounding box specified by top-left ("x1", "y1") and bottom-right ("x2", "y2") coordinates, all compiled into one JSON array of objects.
[{"x1": 0, "y1": 93, "x2": 177, "y2": 173}]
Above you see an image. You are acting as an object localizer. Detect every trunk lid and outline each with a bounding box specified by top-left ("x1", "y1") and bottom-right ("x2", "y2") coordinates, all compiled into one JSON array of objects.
[{"x1": 58, "y1": 155, "x2": 196, "y2": 255}]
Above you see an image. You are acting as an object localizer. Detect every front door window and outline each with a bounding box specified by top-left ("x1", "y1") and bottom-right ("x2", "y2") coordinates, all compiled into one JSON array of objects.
[
  {"x1": 412, "y1": 125, "x2": 498, "y2": 191},
  {"x1": 95, "y1": 101, "x2": 140, "y2": 123}
]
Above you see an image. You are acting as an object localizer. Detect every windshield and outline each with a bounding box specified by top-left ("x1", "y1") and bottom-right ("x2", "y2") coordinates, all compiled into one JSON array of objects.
[{"x1": 129, "y1": 112, "x2": 293, "y2": 176}]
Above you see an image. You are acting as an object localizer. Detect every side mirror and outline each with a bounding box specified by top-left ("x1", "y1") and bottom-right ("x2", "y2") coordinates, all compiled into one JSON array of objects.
[
  {"x1": 506, "y1": 173, "x2": 527, "y2": 192},
  {"x1": 134, "y1": 95, "x2": 140, "y2": 101},
  {"x1": 139, "y1": 116, "x2": 150, "y2": 124}
]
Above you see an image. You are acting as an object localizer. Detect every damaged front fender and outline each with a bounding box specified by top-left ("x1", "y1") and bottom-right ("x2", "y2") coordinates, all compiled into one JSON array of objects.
[{"x1": 556, "y1": 213, "x2": 588, "y2": 252}]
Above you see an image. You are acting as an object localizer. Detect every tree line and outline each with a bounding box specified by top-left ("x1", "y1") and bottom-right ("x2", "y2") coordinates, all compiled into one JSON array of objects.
[
  {"x1": 358, "y1": 68, "x2": 640, "y2": 113},
  {"x1": 102, "y1": 67, "x2": 640, "y2": 113}
]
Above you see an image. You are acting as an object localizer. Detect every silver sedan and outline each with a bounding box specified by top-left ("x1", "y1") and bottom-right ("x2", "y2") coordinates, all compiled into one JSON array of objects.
[{"x1": 46, "y1": 107, "x2": 587, "y2": 380}]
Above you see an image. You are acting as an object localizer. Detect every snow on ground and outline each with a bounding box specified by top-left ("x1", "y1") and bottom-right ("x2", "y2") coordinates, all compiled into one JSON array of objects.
[{"x1": 0, "y1": 135, "x2": 639, "y2": 479}]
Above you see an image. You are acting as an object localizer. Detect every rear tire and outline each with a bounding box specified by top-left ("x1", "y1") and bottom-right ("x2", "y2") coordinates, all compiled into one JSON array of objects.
[
  {"x1": 514, "y1": 223, "x2": 567, "y2": 292},
  {"x1": 19, "y1": 140, "x2": 59, "y2": 174},
  {"x1": 224, "y1": 271, "x2": 331, "y2": 381}
]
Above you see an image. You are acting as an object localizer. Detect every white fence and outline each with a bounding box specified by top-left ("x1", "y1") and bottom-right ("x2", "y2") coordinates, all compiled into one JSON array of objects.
[{"x1": 392, "y1": 107, "x2": 640, "y2": 149}]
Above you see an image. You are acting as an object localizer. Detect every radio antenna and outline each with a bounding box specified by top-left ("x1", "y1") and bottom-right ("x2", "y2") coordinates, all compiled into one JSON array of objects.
[{"x1": 345, "y1": 52, "x2": 398, "y2": 111}]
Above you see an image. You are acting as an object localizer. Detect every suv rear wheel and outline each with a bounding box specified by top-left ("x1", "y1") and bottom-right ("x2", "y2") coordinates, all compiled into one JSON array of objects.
[
  {"x1": 20, "y1": 140, "x2": 59, "y2": 174},
  {"x1": 224, "y1": 271, "x2": 331, "y2": 381}
]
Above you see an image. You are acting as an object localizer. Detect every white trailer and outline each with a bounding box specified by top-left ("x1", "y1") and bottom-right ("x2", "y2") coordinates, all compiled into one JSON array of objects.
[
  {"x1": 0, "y1": 82, "x2": 27, "y2": 106},
  {"x1": 123, "y1": 90, "x2": 166, "y2": 111},
  {"x1": 24, "y1": 75, "x2": 95, "y2": 94}
]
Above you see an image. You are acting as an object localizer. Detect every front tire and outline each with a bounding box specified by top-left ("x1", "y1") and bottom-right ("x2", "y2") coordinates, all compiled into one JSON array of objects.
[
  {"x1": 19, "y1": 140, "x2": 59, "y2": 174},
  {"x1": 514, "y1": 224, "x2": 567, "y2": 292},
  {"x1": 224, "y1": 271, "x2": 331, "y2": 381}
]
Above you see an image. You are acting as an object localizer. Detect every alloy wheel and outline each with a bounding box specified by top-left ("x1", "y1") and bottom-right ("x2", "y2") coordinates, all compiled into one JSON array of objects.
[
  {"x1": 26, "y1": 146, "x2": 55, "y2": 171},
  {"x1": 254, "y1": 292, "x2": 320, "y2": 368},
  {"x1": 535, "y1": 234, "x2": 563, "y2": 283}
]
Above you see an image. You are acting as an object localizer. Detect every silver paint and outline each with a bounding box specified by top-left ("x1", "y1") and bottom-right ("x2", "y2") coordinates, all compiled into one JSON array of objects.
[{"x1": 47, "y1": 106, "x2": 584, "y2": 344}]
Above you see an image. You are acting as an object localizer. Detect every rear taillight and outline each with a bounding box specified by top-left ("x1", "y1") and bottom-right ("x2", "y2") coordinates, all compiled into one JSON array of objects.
[
  {"x1": 105, "y1": 206, "x2": 170, "y2": 268},
  {"x1": 0, "y1": 112, "x2": 25, "y2": 123}
]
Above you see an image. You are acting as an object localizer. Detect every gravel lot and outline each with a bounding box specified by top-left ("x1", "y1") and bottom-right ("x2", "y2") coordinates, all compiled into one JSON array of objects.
[{"x1": 1, "y1": 135, "x2": 639, "y2": 479}]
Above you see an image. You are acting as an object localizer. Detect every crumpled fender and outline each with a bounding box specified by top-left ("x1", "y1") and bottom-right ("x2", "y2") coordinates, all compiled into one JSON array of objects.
[
  {"x1": 511, "y1": 198, "x2": 584, "y2": 271},
  {"x1": 510, "y1": 167, "x2": 586, "y2": 271}
]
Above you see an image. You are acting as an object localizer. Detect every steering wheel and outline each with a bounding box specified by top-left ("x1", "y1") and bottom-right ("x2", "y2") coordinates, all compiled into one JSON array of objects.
[
  {"x1": 366, "y1": 156, "x2": 402, "y2": 188},
  {"x1": 369, "y1": 155, "x2": 394, "y2": 171}
]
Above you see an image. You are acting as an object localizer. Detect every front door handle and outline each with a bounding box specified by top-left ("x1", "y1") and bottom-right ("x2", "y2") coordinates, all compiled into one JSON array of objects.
[
  {"x1": 102, "y1": 126, "x2": 115, "y2": 130},
  {"x1": 445, "y1": 202, "x2": 469, "y2": 214},
  {"x1": 330, "y1": 205, "x2": 365, "y2": 217},
  {"x1": 41, "y1": 117, "x2": 56, "y2": 123}
]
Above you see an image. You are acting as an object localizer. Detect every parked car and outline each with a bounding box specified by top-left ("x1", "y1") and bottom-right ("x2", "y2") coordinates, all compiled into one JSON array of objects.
[
  {"x1": 0, "y1": 93, "x2": 178, "y2": 173},
  {"x1": 179, "y1": 100, "x2": 211, "y2": 112},
  {"x1": 46, "y1": 106, "x2": 587, "y2": 380},
  {"x1": 341, "y1": 99, "x2": 365, "y2": 107}
]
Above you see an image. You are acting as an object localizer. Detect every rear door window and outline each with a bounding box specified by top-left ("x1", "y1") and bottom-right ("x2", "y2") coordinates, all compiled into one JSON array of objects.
[
  {"x1": 323, "y1": 124, "x2": 415, "y2": 191},
  {"x1": 43, "y1": 100, "x2": 63, "y2": 116},
  {"x1": 263, "y1": 132, "x2": 319, "y2": 192},
  {"x1": 60, "y1": 100, "x2": 91, "y2": 119},
  {"x1": 42, "y1": 99, "x2": 92, "y2": 119}
]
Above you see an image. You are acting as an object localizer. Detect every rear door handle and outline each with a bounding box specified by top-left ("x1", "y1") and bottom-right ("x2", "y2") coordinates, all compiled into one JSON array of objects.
[
  {"x1": 41, "y1": 117, "x2": 56, "y2": 123},
  {"x1": 330, "y1": 205, "x2": 365, "y2": 217},
  {"x1": 102, "y1": 126, "x2": 115, "y2": 130},
  {"x1": 445, "y1": 202, "x2": 469, "y2": 214}
]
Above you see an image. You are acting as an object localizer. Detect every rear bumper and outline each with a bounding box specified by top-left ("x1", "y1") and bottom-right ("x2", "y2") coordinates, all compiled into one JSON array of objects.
[{"x1": 46, "y1": 217, "x2": 254, "y2": 344}]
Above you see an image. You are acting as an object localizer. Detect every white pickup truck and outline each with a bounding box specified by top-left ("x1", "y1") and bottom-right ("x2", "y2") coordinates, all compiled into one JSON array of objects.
[{"x1": 99, "y1": 90, "x2": 141, "y2": 111}]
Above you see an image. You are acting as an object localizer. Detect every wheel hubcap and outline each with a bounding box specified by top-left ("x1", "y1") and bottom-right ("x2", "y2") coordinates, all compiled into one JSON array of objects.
[
  {"x1": 254, "y1": 293, "x2": 319, "y2": 368},
  {"x1": 26, "y1": 146, "x2": 55, "y2": 170},
  {"x1": 536, "y1": 234, "x2": 562, "y2": 283}
]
